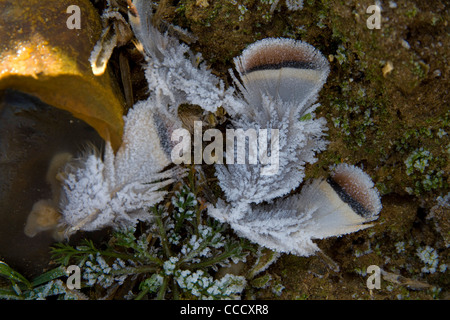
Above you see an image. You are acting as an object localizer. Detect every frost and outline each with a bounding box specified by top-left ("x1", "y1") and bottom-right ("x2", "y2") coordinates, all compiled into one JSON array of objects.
[
  {"x1": 140, "y1": 274, "x2": 164, "y2": 294},
  {"x1": 416, "y1": 245, "x2": 448, "y2": 274},
  {"x1": 214, "y1": 38, "x2": 330, "y2": 213},
  {"x1": 163, "y1": 257, "x2": 179, "y2": 276},
  {"x1": 128, "y1": 0, "x2": 231, "y2": 114},
  {"x1": 59, "y1": 99, "x2": 185, "y2": 235},
  {"x1": 405, "y1": 147, "x2": 433, "y2": 175},
  {"x1": 175, "y1": 269, "x2": 246, "y2": 299},
  {"x1": 23, "y1": 279, "x2": 83, "y2": 300},
  {"x1": 395, "y1": 241, "x2": 406, "y2": 254},
  {"x1": 272, "y1": 282, "x2": 285, "y2": 296},
  {"x1": 215, "y1": 100, "x2": 328, "y2": 207},
  {"x1": 208, "y1": 35, "x2": 383, "y2": 256},
  {"x1": 264, "y1": 0, "x2": 304, "y2": 12},
  {"x1": 210, "y1": 166, "x2": 380, "y2": 256},
  {"x1": 89, "y1": 4, "x2": 133, "y2": 75},
  {"x1": 83, "y1": 254, "x2": 129, "y2": 288},
  {"x1": 66, "y1": 0, "x2": 381, "y2": 260},
  {"x1": 416, "y1": 246, "x2": 441, "y2": 274},
  {"x1": 285, "y1": 0, "x2": 304, "y2": 11}
]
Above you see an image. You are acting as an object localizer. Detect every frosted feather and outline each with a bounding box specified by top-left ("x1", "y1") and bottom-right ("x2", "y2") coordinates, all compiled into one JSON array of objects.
[
  {"x1": 216, "y1": 38, "x2": 330, "y2": 206},
  {"x1": 229, "y1": 38, "x2": 329, "y2": 117},
  {"x1": 330, "y1": 163, "x2": 382, "y2": 217},
  {"x1": 128, "y1": 0, "x2": 231, "y2": 114},
  {"x1": 210, "y1": 39, "x2": 383, "y2": 256},
  {"x1": 113, "y1": 99, "x2": 177, "y2": 185},
  {"x1": 59, "y1": 100, "x2": 185, "y2": 236},
  {"x1": 215, "y1": 99, "x2": 328, "y2": 207},
  {"x1": 79, "y1": 3, "x2": 384, "y2": 260},
  {"x1": 210, "y1": 164, "x2": 382, "y2": 256},
  {"x1": 89, "y1": 9, "x2": 133, "y2": 75}
]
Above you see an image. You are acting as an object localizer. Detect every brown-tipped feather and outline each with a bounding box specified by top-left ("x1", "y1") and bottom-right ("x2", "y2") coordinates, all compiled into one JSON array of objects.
[
  {"x1": 241, "y1": 39, "x2": 325, "y2": 74},
  {"x1": 330, "y1": 164, "x2": 382, "y2": 217}
]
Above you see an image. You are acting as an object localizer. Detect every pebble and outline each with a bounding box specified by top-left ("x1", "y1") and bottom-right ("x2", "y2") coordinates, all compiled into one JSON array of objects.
[
  {"x1": 433, "y1": 69, "x2": 441, "y2": 77},
  {"x1": 382, "y1": 61, "x2": 394, "y2": 77},
  {"x1": 401, "y1": 39, "x2": 411, "y2": 49}
]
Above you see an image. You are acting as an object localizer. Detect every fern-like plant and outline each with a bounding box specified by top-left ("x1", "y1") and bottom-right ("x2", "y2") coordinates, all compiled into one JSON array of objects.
[{"x1": 50, "y1": 170, "x2": 252, "y2": 300}]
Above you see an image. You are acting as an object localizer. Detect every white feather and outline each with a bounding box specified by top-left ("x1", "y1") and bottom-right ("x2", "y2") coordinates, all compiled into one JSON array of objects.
[
  {"x1": 59, "y1": 99, "x2": 185, "y2": 235},
  {"x1": 210, "y1": 165, "x2": 381, "y2": 256}
]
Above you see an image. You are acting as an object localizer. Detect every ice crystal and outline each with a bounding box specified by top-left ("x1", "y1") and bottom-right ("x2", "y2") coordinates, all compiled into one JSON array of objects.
[
  {"x1": 395, "y1": 241, "x2": 406, "y2": 254},
  {"x1": 213, "y1": 38, "x2": 330, "y2": 213},
  {"x1": 163, "y1": 257, "x2": 179, "y2": 276},
  {"x1": 405, "y1": 147, "x2": 433, "y2": 175},
  {"x1": 83, "y1": 254, "x2": 128, "y2": 288},
  {"x1": 416, "y1": 246, "x2": 441, "y2": 274},
  {"x1": 211, "y1": 164, "x2": 381, "y2": 256},
  {"x1": 285, "y1": 0, "x2": 304, "y2": 11},
  {"x1": 215, "y1": 102, "x2": 328, "y2": 208},
  {"x1": 51, "y1": 183, "x2": 250, "y2": 300},
  {"x1": 23, "y1": 280, "x2": 81, "y2": 300},
  {"x1": 59, "y1": 99, "x2": 184, "y2": 235},
  {"x1": 264, "y1": 0, "x2": 304, "y2": 12},
  {"x1": 128, "y1": 0, "x2": 231, "y2": 115},
  {"x1": 175, "y1": 270, "x2": 246, "y2": 299}
]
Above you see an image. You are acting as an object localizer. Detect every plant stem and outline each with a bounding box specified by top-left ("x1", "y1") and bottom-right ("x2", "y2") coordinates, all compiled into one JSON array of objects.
[
  {"x1": 183, "y1": 247, "x2": 240, "y2": 270},
  {"x1": 154, "y1": 208, "x2": 172, "y2": 258},
  {"x1": 172, "y1": 278, "x2": 180, "y2": 300},
  {"x1": 111, "y1": 265, "x2": 159, "y2": 276},
  {"x1": 135, "y1": 287, "x2": 150, "y2": 300},
  {"x1": 157, "y1": 276, "x2": 169, "y2": 300}
]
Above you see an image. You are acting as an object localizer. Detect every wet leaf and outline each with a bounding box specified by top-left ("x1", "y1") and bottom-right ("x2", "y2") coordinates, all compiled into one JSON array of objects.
[{"x1": 0, "y1": 261, "x2": 32, "y2": 289}]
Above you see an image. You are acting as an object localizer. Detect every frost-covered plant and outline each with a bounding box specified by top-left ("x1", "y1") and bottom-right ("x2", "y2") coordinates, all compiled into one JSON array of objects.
[
  {"x1": 285, "y1": 0, "x2": 304, "y2": 11},
  {"x1": 261, "y1": 0, "x2": 304, "y2": 12},
  {"x1": 175, "y1": 270, "x2": 246, "y2": 299},
  {"x1": 405, "y1": 148, "x2": 433, "y2": 175},
  {"x1": 52, "y1": 180, "x2": 251, "y2": 300},
  {"x1": 416, "y1": 246, "x2": 447, "y2": 274},
  {"x1": 403, "y1": 147, "x2": 446, "y2": 195},
  {"x1": 395, "y1": 241, "x2": 406, "y2": 254}
]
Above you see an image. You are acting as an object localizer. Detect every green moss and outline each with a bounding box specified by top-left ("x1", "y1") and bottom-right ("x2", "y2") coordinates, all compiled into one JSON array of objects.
[{"x1": 406, "y1": 6, "x2": 419, "y2": 18}]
